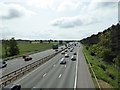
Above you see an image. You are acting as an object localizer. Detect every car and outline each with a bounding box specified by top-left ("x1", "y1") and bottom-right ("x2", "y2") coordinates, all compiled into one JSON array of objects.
[
  {"x1": 3, "y1": 84, "x2": 21, "y2": 90},
  {"x1": 65, "y1": 53, "x2": 69, "y2": 58},
  {"x1": 61, "y1": 51, "x2": 65, "y2": 54},
  {"x1": 68, "y1": 47, "x2": 71, "y2": 49},
  {"x1": 0, "y1": 60, "x2": 7, "y2": 68},
  {"x1": 55, "y1": 49, "x2": 58, "y2": 51},
  {"x1": 61, "y1": 47, "x2": 63, "y2": 49},
  {"x1": 73, "y1": 52, "x2": 77, "y2": 55},
  {"x1": 65, "y1": 49, "x2": 68, "y2": 52},
  {"x1": 71, "y1": 55, "x2": 76, "y2": 61},
  {"x1": 70, "y1": 48, "x2": 73, "y2": 52},
  {"x1": 60, "y1": 58, "x2": 66, "y2": 64},
  {"x1": 23, "y1": 56, "x2": 32, "y2": 61}
]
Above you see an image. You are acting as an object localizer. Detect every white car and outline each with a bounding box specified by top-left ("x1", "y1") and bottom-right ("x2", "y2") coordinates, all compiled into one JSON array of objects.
[
  {"x1": 60, "y1": 58, "x2": 66, "y2": 64},
  {"x1": 61, "y1": 51, "x2": 65, "y2": 54},
  {"x1": 65, "y1": 53, "x2": 69, "y2": 58},
  {"x1": 71, "y1": 55, "x2": 76, "y2": 61}
]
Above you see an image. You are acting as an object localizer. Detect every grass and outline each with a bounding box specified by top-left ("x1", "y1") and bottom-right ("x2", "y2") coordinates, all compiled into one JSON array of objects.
[
  {"x1": 2, "y1": 42, "x2": 59, "y2": 59},
  {"x1": 83, "y1": 46, "x2": 119, "y2": 89}
]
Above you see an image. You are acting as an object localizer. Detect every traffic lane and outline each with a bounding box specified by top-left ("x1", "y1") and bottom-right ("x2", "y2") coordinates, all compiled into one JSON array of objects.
[
  {"x1": 13, "y1": 52, "x2": 63, "y2": 88},
  {"x1": 34, "y1": 62, "x2": 66, "y2": 88},
  {"x1": 77, "y1": 44, "x2": 95, "y2": 88},
  {"x1": 47, "y1": 47, "x2": 77, "y2": 88},
  {"x1": 2, "y1": 48, "x2": 57, "y2": 76},
  {"x1": 57, "y1": 59, "x2": 76, "y2": 88},
  {"x1": 34, "y1": 50, "x2": 76, "y2": 88}
]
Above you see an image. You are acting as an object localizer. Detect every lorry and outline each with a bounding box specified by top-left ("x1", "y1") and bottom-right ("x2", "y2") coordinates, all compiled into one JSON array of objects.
[{"x1": 52, "y1": 44, "x2": 58, "y2": 50}]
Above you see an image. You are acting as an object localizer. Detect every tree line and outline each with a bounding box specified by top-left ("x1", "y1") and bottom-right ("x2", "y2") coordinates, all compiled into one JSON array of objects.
[
  {"x1": 2, "y1": 37, "x2": 19, "y2": 58},
  {"x1": 80, "y1": 23, "x2": 120, "y2": 66}
]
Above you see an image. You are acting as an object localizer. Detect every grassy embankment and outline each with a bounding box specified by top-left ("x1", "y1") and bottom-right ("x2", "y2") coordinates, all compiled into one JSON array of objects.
[
  {"x1": 1, "y1": 42, "x2": 58, "y2": 60},
  {"x1": 83, "y1": 46, "x2": 118, "y2": 89}
]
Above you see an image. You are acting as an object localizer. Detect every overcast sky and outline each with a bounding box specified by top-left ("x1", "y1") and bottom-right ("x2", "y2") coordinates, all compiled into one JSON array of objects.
[{"x1": 0, "y1": 0, "x2": 119, "y2": 40}]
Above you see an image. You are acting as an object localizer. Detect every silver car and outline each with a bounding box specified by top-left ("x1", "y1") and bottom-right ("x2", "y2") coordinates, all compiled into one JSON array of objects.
[
  {"x1": 71, "y1": 55, "x2": 76, "y2": 61},
  {"x1": 65, "y1": 53, "x2": 69, "y2": 58},
  {"x1": 60, "y1": 58, "x2": 66, "y2": 64}
]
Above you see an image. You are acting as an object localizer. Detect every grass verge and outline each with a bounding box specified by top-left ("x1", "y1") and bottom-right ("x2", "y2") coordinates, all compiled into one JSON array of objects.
[
  {"x1": 2, "y1": 42, "x2": 59, "y2": 60},
  {"x1": 83, "y1": 46, "x2": 119, "y2": 90}
]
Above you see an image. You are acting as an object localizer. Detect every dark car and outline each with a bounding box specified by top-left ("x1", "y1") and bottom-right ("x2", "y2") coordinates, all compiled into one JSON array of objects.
[
  {"x1": 0, "y1": 60, "x2": 7, "y2": 68},
  {"x1": 3, "y1": 84, "x2": 21, "y2": 90},
  {"x1": 55, "y1": 49, "x2": 58, "y2": 52},
  {"x1": 60, "y1": 58, "x2": 66, "y2": 64},
  {"x1": 23, "y1": 55, "x2": 32, "y2": 61},
  {"x1": 73, "y1": 52, "x2": 77, "y2": 55},
  {"x1": 65, "y1": 49, "x2": 68, "y2": 52}
]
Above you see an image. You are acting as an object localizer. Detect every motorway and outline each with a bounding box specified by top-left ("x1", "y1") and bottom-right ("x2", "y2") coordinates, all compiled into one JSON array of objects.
[
  {"x1": 11, "y1": 43, "x2": 95, "y2": 89},
  {"x1": 1, "y1": 46, "x2": 64, "y2": 77}
]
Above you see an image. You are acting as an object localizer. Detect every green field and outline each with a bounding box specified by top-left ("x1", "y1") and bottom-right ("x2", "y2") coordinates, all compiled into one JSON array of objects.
[
  {"x1": 2, "y1": 42, "x2": 58, "y2": 59},
  {"x1": 83, "y1": 47, "x2": 118, "y2": 89}
]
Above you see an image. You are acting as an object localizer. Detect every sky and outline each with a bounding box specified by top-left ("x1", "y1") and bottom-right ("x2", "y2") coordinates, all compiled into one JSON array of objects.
[{"x1": 0, "y1": 0, "x2": 119, "y2": 40}]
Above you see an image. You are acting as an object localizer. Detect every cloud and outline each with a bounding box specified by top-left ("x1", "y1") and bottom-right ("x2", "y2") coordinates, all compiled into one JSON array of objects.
[
  {"x1": 57, "y1": 1, "x2": 77, "y2": 12},
  {"x1": 51, "y1": 1, "x2": 117, "y2": 28},
  {"x1": 26, "y1": 0, "x2": 54, "y2": 9},
  {"x1": 1, "y1": 9, "x2": 22, "y2": 19},
  {"x1": 50, "y1": 16, "x2": 99, "y2": 28},
  {"x1": 0, "y1": 3, "x2": 35, "y2": 20}
]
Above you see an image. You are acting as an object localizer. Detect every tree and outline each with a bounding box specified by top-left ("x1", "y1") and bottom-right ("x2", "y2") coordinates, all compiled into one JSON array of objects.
[
  {"x1": 2, "y1": 39, "x2": 9, "y2": 57},
  {"x1": 59, "y1": 40, "x2": 63, "y2": 45},
  {"x1": 40, "y1": 40, "x2": 43, "y2": 43},
  {"x1": 8, "y1": 37, "x2": 19, "y2": 56}
]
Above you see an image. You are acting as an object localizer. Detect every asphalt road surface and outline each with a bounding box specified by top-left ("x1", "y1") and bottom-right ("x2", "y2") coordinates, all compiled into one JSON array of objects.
[
  {"x1": 1, "y1": 46, "x2": 64, "y2": 77},
  {"x1": 11, "y1": 43, "x2": 95, "y2": 89}
]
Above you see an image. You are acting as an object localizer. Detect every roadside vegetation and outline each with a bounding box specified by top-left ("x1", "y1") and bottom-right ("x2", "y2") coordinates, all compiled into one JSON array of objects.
[
  {"x1": 81, "y1": 23, "x2": 120, "y2": 89},
  {"x1": 83, "y1": 47, "x2": 118, "y2": 89},
  {"x1": 1, "y1": 38, "x2": 62, "y2": 60}
]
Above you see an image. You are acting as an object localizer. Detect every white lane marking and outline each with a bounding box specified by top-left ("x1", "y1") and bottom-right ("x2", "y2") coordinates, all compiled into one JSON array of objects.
[
  {"x1": 74, "y1": 48, "x2": 79, "y2": 90},
  {"x1": 43, "y1": 73, "x2": 47, "y2": 77},
  {"x1": 64, "y1": 65, "x2": 66, "y2": 68},
  {"x1": 58, "y1": 74, "x2": 62, "y2": 78},
  {"x1": 15, "y1": 60, "x2": 52, "y2": 84}
]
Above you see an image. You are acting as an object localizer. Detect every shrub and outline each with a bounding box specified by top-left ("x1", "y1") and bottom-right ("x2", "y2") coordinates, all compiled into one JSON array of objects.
[
  {"x1": 106, "y1": 72, "x2": 115, "y2": 80},
  {"x1": 98, "y1": 64, "x2": 107, "y2": 71}
]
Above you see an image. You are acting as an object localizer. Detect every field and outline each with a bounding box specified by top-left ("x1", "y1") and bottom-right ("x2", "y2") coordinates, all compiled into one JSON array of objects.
[
  {"x1": 2, "y1": 42, "x2": 58, "y2": 59},
  {"x1": 83, "y1": 47, "x2": 118, "y2": 89}
]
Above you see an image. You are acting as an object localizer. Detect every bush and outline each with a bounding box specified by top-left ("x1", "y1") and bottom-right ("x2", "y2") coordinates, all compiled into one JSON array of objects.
[
  {"x1": 86, "y1": 46, "x2": 89, "y2": 50},
  {"x1": 90, "y1": 52, "x2": 95, "y2": 56},
  {"x1": 98, "y1": 64, "x2": 107, "y2": 71},
  {"x1": 115, "y1": 54, "x2": 120, "y2": 67},
  {"x1": 106, "y1": 71, "x2": 115, "y2": 80}
]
